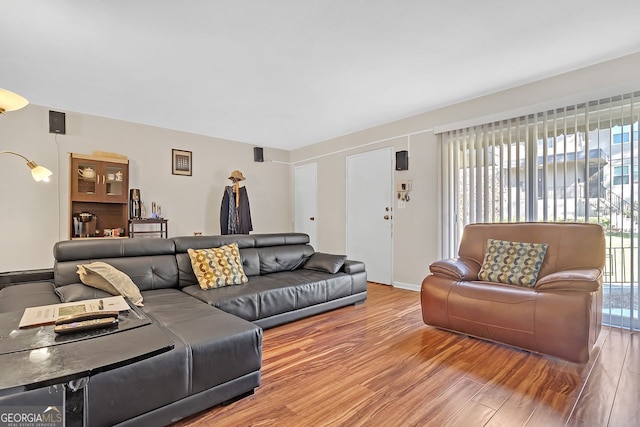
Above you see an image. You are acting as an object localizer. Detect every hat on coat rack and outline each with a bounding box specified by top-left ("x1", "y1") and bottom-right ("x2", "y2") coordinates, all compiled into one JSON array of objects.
[{"x1": 228, "y1": 170, "x2": 246, "y2": 181}]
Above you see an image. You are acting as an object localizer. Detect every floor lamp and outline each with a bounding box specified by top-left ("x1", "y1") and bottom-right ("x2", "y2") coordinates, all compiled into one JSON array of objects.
[{"x1": 0, "y1": 88, "x2": 53, "y2": 182}]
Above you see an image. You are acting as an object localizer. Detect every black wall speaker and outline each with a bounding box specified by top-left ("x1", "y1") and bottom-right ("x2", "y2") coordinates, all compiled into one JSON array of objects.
[
  {"x1": 254, "y1": 147, "x2": 264, "y2": 162},
  {"x1": 49, "y1": 110, "x2": 66, "y2": 134},
  {"x1": 396, "y1": 150, "x2": 409, "y2": 171}
]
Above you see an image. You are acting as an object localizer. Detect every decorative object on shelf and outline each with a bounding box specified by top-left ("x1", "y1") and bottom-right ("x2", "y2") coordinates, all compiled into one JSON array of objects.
[
  {"x1": 0, "y1": 87, "x2": 29, "y2": 114},
  {"x1": 172, "y1": 149, "x2": 192, "y2": 176},
  {"x1": 78, "y1": 166, "x2": 96, "y2": 180},
  {"x1": 150, "y1": 201, "x2": 163, "y2": 219},
  {"x1": 221, "y1": 170, "x2": 253, "y2": 235},
  {"x1": 0, "y1": 151, "x2": 53, "y2": 182}
]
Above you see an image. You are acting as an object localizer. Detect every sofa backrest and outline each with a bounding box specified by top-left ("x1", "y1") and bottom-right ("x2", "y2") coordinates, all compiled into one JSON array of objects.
[
  {"x1": 53, "y1": 238, "x2": 178, "y2": 291},
  {"x1": 173, "y1": 233, "x2": 313, "y2": 288},
  {"x1": 458, "y1": 222, "x2": 605, "y2": 277},
  {"x1": 53, "y1": 233, "x2": 314, "y2": 291}
]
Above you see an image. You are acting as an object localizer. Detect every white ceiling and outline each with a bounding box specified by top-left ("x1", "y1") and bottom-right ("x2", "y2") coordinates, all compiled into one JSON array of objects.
[{"x1": 2, "y1": 1, "x2": 640, "y2": 150}]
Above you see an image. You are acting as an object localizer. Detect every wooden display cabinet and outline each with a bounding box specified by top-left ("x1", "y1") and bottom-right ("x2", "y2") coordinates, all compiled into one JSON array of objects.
[
  {"x1": 69, "y1": 153, "x2": 129, "y2": 239},
  {"x1": 71, "y1": 154, "x2": 128, "y2": 203}
]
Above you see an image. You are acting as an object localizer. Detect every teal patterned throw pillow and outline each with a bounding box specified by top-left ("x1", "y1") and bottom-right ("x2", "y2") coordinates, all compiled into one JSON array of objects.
[{"x1": 478, "y1": 239, "x2": 548, "y2": 287}]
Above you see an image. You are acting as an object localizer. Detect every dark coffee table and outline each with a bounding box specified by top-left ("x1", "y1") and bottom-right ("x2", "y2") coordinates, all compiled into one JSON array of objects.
[{"x1": 0, "y1": 303, "x2": 174, "y2": 425}]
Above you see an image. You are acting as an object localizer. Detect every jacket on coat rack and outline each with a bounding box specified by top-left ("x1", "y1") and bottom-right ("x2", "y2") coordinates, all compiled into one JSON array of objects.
[{"x1": 220, "y1": 185, "x2": 253, "y2": 234}]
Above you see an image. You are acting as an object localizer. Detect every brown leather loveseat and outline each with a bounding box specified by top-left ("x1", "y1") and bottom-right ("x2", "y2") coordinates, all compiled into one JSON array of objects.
[{"x1": 421, "y1": 222, "x2": 605, "y2": 364}]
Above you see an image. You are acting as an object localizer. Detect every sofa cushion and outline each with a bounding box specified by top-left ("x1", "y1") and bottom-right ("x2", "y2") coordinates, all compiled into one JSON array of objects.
[
  {"x1": 258, "y1": 244, "x2": 313, "y2": 274},
  {"x1": 87, "y1": 334, "x2": 190, "y2": 426},
  {"x1": 448, "y1": 280, "x2": 537, "y2": 349},
  {"x1": 71, "y1": 289, "x2": 261, "y2": 426},
  {"x1": 303, "y1": 252, "x2": 347, "y2": 274},
  {"x1": 0, "y1": 282, "x2": 60, "y2": 313},
  {"x1": 77, "y1": 262, "x2": 144, "y2": 306},
  {"x1": 187, "y1": 243, "x2": 248, "y2": 289},
  {"x1": 252, "y1": 233, "x2": 310, "y2": 247},
  {"x1": 140, "y1": 289, "x2": 262, "y2": 393},
  {"x1": 183, "y1": 270, "x2": 355, "y2": 322},
  {"x1": 478, "y1": 239, "x2": 548, "y2": 287},
  {"x1": 54, "y1": 240, "x2": 179, "y2": 291},
  {"x1": 182, "y1": 279, "x2": 266, "y2": 321},
  {"x1": 56, "y1": 283, "x2": 113, "y2": 302}
]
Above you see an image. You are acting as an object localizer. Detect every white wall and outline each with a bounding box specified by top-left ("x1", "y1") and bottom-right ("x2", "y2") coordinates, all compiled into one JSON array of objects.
[
  {"x1": 3, "y1": 52, "x2": 640, "y2": 279},
  {"x1": 291, "y1": 52, "x2": 640, "y2": 290},
  {"x1": 0, "y1": 105, "x2": 292, "y2": 272}
]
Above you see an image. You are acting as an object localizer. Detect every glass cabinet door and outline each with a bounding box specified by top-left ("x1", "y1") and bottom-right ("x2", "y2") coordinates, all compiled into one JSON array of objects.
[
  {"x1": 75, "y1": 160, "x2": 99, "y2": 197},
  {"x1": 105, "y1": 164, "x2": 126, "y2": 198}
]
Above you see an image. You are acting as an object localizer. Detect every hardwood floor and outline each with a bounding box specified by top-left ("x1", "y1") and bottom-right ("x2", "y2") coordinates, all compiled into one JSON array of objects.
[{"x1": 173, "y1": 283, "x2": 638, "y2": 427}]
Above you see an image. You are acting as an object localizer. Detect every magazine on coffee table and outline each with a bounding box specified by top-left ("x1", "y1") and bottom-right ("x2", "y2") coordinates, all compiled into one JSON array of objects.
[{"x1": 19, "y1": 295, "x2": 130, "y2": 328}]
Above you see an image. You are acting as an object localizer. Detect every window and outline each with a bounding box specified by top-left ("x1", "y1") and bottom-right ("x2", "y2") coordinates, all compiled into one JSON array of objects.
[
  {"x1": 613, "y1": 131, "x2": 629, "y2": 144},
  {"x1": 439, "y1": 92, "x2": 640, "y2": 331},
  {"x1": 612, "y1": 124, "x2": 639, "y2": 144},
  {"x1": 612, "y1": 161, "x2": 639, "y2": 185},
  {"x1": 613, "y1": 165, "x2": 629, "y2": 185}
]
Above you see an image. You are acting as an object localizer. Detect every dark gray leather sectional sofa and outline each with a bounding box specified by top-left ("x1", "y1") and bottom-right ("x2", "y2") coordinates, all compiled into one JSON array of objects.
[{"x1": 0, "y1": 233, "x2": 367, "y2": 426}]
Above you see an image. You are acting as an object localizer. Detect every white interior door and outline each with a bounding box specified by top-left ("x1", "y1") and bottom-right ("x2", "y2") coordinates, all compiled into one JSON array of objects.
[
  {"x1": 294, "y1": 163, "x2": 318, "y2": 249},
  {"x1": 346, "y1": 148, "x2": 393, "y2": 284}
]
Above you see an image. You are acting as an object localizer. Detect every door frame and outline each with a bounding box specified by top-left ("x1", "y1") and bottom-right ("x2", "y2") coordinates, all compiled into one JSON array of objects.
[{"x1": 293, "y1": 162, "x2": 318, "y2": 249}]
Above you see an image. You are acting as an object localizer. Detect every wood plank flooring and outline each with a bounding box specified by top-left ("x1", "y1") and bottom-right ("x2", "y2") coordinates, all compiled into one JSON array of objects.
[{"x1": 173, "y1": 283, "x2": 638, "y2": 427}]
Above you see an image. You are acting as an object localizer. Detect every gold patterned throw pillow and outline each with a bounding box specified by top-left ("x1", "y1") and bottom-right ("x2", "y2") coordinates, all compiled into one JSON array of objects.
[
  {"x1": 478, "y1": 239, "x2": 548, "y2": 287},
  {"x1": 187, "y1": 243, "x2": 248, "y2": 290}
]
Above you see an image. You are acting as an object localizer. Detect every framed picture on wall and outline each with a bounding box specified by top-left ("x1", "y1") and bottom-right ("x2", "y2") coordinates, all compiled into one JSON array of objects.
[{"x1": 172, "y1": 149, "x2": 192, "y2": 176}]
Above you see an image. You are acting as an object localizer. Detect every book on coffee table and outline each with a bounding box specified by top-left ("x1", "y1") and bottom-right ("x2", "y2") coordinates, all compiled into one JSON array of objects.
[{"x1": 19, "y1": 296, "x2": 130, "y2": 328}]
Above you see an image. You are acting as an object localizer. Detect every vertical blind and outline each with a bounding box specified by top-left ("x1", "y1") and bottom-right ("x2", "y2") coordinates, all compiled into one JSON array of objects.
[{"x1": 439, "y1": 91, "x2": 639, "y2": 330}]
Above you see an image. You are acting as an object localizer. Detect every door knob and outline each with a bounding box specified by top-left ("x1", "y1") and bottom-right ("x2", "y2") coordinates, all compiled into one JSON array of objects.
[
  {"x1": 309, "y1": 217, "x2": 315, "y2": 221},
  {"x1": 384, "y1": 215, "x2": 390, "y2": 220}
]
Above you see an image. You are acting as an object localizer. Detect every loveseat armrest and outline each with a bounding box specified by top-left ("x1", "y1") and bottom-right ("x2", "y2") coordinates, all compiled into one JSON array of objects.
[
  {"x1": 429, "y1": 257, "x2": 480, "y2": 281},
  {"x1": 343, "y1": 260, "x2": 365, "y2": 274},
  {"x1": 535, "y1": 269, "x2": 602, "y2": 292}
]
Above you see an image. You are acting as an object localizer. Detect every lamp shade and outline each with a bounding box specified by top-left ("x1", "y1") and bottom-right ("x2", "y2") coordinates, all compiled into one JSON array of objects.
[
  {"x1": 27, "y1": 161, "x2": 53, "y2": 182},
  {"x1": 0, "y1": 88, "x2": 29, "y2": 113},
  {"x1": 1, "y1": 152, "x2": 53, "y2": 182}
]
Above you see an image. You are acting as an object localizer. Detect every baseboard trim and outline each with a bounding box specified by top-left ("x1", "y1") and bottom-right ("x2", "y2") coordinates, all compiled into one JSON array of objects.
[{"x1": 393, "y1": 282, "x2": 420, "y2": 292}]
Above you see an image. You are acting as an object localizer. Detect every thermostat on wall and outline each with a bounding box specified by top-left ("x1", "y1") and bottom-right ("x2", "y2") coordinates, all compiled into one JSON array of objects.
[{"x1": 396, "y1": 180, "x2": 411, "y2": 192}]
